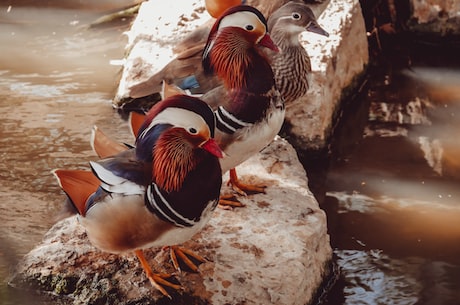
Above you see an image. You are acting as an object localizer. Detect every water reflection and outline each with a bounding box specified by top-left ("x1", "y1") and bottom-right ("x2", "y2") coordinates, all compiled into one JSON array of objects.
[
  {"x1": 1, "y1": 5, "x2": 126, "y2": 92},
  {"x1": 336, "y1": 250, "x2": 422, "y2": 305},
  {"x1": 0, "y1": 3, "x2": 133, "y2": 304},
  {"x1": 406, "y1": 68, "x2": 460, "y2": 180},
  {"x1": 335, "y1": 250, "x2": 460, "y2": 305},
  {"x1": 320, "y1": 52, "x2": 460, "y2": 304}
]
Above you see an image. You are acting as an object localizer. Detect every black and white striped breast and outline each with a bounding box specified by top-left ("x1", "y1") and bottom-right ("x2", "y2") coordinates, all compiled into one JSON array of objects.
[
  {"x1": 145, "y1": 156, "x2": 222, "y2": 228},
  {"x1": 145, "y1": 183, "x2": 218, "y2": 228}
]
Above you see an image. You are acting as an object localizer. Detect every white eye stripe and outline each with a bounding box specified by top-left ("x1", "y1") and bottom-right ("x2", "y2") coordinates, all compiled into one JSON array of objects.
[
  {"x1": 139, "y1": 108, "x2": 207, "y2": 140},
  {"x1": 277, "y1": 15, "x2": 294, "y2": 22},
  {"x1": 218, "y1": 11, "x2": 265, "y2": 32}
]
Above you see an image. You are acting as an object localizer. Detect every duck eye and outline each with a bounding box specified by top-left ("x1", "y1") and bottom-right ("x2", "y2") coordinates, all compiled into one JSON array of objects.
[
  {"x1": 245, "y1": 24, "x2": 254, "y2": 31},
  {"x1": 188, "y1": 127, "x2": 198, "y2": 134},
  {"x1": 292, "y1": 13, "x2": 301, "y2": 20}
]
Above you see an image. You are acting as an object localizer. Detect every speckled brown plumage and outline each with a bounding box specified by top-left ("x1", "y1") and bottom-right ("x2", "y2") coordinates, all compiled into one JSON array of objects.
[
  {"x1": 272, "y1": 45, "x2": 312, "y2": 103},
  {"x1": 267, "y1": 2, "x2": 328, "y2": 103}
]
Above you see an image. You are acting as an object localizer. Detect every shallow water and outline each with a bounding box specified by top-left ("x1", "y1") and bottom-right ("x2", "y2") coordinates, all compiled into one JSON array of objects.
[
  {"x1": 0, "y1": 3, "x2": 134, "y2": 303},
  {"x1": 1, "y1": 3, "x2": 460, "y2": 305},
  {"x1": 317, "y1": 49, "x2": 460, "y2": 305}
]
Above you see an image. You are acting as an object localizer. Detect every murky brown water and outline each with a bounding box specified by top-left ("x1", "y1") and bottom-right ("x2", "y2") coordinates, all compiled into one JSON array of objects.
[
  {"x1": 0, "y1": 3, "x2": 135, "y2": 302},
  {"x1": 318, "y1": 47, "x2": 460, "y2": 305},
  {"x1": 1, "y1": 2, "x2": 460, "y2": 305}
]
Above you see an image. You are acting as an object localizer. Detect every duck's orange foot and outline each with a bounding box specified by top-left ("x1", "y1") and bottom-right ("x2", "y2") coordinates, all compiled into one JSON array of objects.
[
  {"x1": 227, "y1": 168, "x2": 267, "y2": 195},
  {"x1": 135, "y1": 249, "x2": 181, "y2": 299},
  {"x1": 218, "y1": 168, "x2": 266, "y2": 209},
  {"x1": 167, "y1": 245, "x2": 207, "y2": 273},
  {"x1": 218, "y1": 193, "x2": 245, "y2": 209}
]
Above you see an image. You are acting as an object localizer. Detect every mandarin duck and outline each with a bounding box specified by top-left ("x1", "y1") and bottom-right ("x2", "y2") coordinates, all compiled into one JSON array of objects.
[
  {"x1": 198, "y1": 5, "x2": 284, "y2": 205},
  {"x1": 53, "y1": 94, "x2": 224, "y2": 298},
  {"x1": 267, "y1": 1, "x2": 329, "y2": 103}
]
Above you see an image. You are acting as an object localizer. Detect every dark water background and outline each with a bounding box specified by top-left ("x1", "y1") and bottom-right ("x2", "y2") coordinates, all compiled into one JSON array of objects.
[
  {"x1": 315, "y1": 34, "x2": 460, "y2": 304},
  {"x1": 1, "y1": 1, "x2": 459, "y2": 305}
]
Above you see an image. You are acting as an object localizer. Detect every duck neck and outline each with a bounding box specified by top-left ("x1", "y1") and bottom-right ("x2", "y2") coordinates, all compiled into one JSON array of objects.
[
  {"x1": 152, "y1": 130, "x2": 199, "y2": 193},
  {"x1": 271, "y1": 29, "x2": 302, "y2": 50},
  {"x1": 211, "y1": 29, "x2": 275, "y2": 94}
]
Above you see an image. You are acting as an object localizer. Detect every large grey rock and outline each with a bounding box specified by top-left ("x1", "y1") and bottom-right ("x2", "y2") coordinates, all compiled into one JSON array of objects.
[{"x1": 9, "y1": 137, "x2": 332, "y2": 305}]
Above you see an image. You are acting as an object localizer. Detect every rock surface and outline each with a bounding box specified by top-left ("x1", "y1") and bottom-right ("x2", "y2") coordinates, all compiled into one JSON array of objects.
[
  {"x1": 112, "y1": 0, "x2": 369, "y2": 151},
  {"x1": 9, "y1": 137, "x2": 332, "y2": 305},
  {"x1": 408, "y1": 0, "x2": 460, "y2": 35}
]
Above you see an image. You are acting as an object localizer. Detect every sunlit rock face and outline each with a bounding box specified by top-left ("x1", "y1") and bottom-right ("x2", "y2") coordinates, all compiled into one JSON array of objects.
[
  {"x1": 408, "y1": 0, "x2": 460, "y2": 35},
  {"x1": 112, "y1": 0, "x2": 369, "y2": 152},
  {"x1": 9, "y1": 137, "x2": 332, "y2": 305}
]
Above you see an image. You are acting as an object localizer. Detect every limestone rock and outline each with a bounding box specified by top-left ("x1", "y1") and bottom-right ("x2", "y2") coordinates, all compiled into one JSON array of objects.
[{"x1": 9, "y1": 137, "x2": 332, "y2": 305}]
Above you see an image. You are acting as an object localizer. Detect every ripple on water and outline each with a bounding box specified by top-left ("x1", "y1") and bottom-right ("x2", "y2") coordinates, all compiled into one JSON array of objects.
[{"x1": 335, "y1": 250, "x2": 460, "y2": 305}]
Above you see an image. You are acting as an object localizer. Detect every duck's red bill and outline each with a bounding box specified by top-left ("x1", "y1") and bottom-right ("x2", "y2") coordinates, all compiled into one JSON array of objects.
[{"x1": 201, "y1": 138, "x2": 225, "y2": 158}]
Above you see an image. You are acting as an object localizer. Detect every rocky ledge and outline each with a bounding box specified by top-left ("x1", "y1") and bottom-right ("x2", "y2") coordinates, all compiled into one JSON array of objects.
[{"x1": 9, "y1": 137, "x2": 331, "y2": 305}]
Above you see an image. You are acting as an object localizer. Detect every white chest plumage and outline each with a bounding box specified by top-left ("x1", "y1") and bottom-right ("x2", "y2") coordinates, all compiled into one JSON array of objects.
[
  {"x1": 81, "y1": 192, "x2": 217, "y2": 253},
  {"x1": 217, "y1": 105, "x2": 285, "y2": 174}
]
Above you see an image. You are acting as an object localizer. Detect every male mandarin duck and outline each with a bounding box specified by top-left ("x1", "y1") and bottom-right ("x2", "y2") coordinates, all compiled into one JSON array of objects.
[
  {"x1": 53, "y1": 95, "x2": 224, "y2": 297},
  {"x1": 198, "y1": 5, "x2": 284, "y2": 204}
]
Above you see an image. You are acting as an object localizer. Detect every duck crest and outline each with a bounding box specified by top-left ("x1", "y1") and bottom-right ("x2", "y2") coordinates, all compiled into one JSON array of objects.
[{"x1": 152, "y1": 128, "x2": 197, "y2": 193}]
